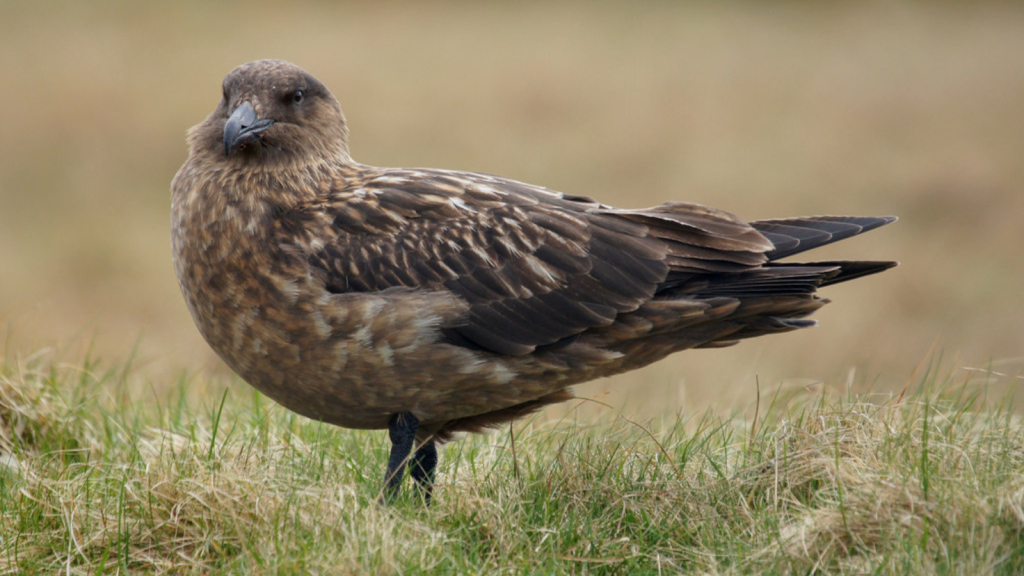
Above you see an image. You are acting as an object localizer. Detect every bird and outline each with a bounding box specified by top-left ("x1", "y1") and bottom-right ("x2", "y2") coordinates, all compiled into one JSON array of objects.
[{"x1": 171, "y1": 59, "x2": 897, "y2": 503}]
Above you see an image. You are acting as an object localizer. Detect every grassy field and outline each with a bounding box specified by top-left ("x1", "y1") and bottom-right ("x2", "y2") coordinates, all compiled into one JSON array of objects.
[
  {"x1": 2, "y1": 350, "x2": 1023, "y2": 574},
  {"x1": 2, "y1": 2, "x2": 1024, "y2": 574}
]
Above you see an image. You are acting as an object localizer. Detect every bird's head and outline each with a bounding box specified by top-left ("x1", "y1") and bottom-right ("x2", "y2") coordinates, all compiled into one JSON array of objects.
[{"x1": 188, "y1": 59, "x2": 352, "y2": 168}]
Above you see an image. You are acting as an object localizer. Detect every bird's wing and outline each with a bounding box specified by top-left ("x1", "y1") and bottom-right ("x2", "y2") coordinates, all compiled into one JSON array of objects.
[{"x1": 278, "y1": 169, "x2": 771, "y2": 355}]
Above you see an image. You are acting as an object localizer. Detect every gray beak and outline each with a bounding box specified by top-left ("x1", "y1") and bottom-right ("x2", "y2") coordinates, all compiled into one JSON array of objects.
[{"x1": 223, "y1": 101, "x2": 275, "y2": 155}]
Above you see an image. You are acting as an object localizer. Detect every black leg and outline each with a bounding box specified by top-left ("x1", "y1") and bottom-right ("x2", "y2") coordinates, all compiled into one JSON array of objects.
[
  {"x1": 410, "y1": 439, "x2": 438, "y2": 504},
  {"x1": 381, "y1": 412, "x2": 419, "y2": 504}
]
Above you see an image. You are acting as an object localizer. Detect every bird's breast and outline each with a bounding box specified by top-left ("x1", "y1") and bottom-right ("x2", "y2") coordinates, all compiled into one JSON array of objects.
[{"x1": 171, "y1": 216, "x2": 544, "y2": 428}]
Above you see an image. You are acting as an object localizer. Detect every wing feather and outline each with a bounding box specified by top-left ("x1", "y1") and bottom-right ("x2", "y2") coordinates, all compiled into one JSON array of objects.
[{"x1": 286, "y1": 170, "x2": 777, "y2": 355}]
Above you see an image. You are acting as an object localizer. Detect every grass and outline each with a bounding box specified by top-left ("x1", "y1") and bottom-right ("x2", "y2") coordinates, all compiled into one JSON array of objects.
[{"x1": 2, "y1": 350, "x2": 1023, "y2": 575}]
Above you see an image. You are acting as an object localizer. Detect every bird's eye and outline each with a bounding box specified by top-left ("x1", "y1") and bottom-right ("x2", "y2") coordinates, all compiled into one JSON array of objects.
[{"x1": 290, "y1": 90, "x2": 304, "y2": 105}]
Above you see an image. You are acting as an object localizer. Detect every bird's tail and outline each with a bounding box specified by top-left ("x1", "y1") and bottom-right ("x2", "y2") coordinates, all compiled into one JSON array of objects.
[{"x1": 638, "y1": 214, "x2": 897, "y2": 348}]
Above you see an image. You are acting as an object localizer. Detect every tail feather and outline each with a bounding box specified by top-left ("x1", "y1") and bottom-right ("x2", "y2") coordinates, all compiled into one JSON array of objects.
[
  {"x1": 807, "y1": 260, "x2": 900, "y2": 287},
  {"x1": 608, "y1": 212, "x2": 897, "y2": 356},
  {"x1": 673, "y1": 264, "x2": 840, "y2": 298}
]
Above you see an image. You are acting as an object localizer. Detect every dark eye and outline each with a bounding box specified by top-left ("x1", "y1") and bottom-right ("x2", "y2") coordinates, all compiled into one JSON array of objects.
[{"x1": 290, "y1": 90, "x2": 304, "y2": 105}]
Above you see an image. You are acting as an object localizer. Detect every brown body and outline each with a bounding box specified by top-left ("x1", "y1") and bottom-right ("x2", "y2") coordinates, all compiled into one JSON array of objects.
[{"x1": 172, "y1": 60, "x2": 896, "y2": 443}]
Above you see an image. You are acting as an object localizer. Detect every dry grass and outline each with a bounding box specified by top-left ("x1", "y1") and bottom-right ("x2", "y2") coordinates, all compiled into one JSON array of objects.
[{"x1": 2, "y1": 350, "x2": 1023, "y2": 574}]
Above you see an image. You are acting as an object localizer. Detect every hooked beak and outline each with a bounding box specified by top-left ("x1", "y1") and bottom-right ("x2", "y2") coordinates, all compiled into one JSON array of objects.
[{"x1": 223, "y1": 101, "x2": 275, "y2": 155}]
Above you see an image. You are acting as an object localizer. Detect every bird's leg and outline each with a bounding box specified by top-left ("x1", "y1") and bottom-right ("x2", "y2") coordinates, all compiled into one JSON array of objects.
[
  {"x1": 410, "y1": 438, "x2": 438, "y2": 504},
  {"x1": 381, "y1": 412, "x2": 419, "y2": 503}
]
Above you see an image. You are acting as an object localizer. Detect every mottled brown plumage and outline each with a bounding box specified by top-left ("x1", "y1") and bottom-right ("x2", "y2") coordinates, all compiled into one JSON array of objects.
[{"x1": 171, "y1": 59, "x2": 897, "y2": 501}]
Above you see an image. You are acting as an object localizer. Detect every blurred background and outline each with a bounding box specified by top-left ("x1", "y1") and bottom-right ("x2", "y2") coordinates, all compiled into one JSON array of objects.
[{"x1": 1, "y1": 1, "x2": 1022, "y2": 419}]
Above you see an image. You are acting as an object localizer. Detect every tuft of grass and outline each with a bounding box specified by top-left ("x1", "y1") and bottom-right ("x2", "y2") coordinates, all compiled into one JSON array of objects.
[{"x1": 2, "y1": 350, "x2": 1023, "y2": 574}]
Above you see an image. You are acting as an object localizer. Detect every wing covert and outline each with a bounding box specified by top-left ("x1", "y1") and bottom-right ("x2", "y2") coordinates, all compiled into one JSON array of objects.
[{"x1": 284, "y1": 170, "x2": 671, "y2": 355}]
